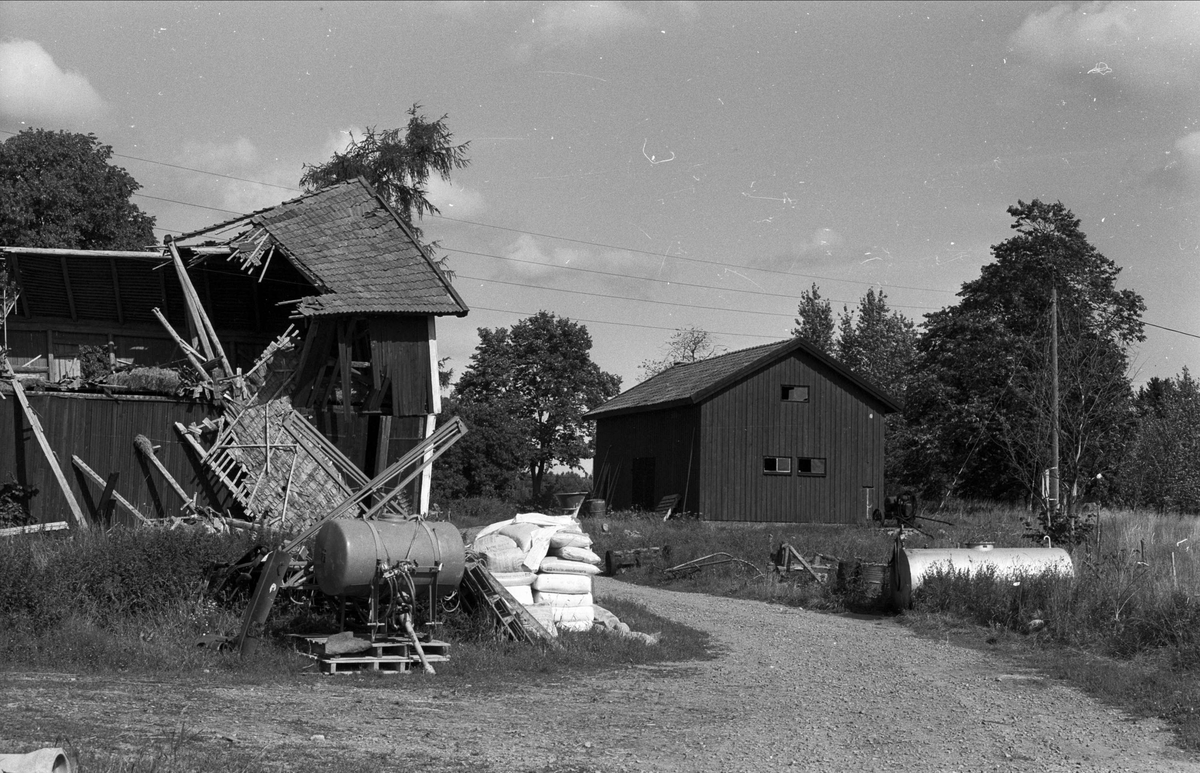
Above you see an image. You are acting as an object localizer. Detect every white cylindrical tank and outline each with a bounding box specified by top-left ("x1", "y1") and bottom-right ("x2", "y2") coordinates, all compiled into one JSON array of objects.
[{"x1": 891, "y1": 544, "x2": 1074, "y2": 610}]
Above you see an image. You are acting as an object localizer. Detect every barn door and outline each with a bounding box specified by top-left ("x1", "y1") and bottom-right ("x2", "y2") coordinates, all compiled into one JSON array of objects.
[{"x1": 631, "y1": 457, "x2": 656, "y2": 511}]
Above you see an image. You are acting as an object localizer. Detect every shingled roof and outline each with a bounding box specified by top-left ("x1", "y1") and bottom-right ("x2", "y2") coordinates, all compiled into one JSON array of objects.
[
  {"x1": 584, "y1": 338, "x2": 901, "y2": 420},
  {"x1": 176, "y1": 178, "x2": 468, "y2": 318}
]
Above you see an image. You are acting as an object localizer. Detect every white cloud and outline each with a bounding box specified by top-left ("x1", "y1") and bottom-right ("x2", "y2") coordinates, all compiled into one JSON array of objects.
[
  {"x1": 796, "y1": 228, "x2": 844, "y2": 255},
  {"x1": 1172, "y1": 131, "x2": 1200, "y2": 187},
  {"x1": 427, "y1": 176, "x2": 485, "y2": 219},
  {"x1": 0, "y1": 40, "x2": 107, "y2": 124},
  {"x1": 1012, "y1": 2, "x2": 1200, "y2": 92},
  {"x1": 537, "y1": 1, "x2": 646, "y2": 42},
  {"x1": 171, "y1": 137, "x2": 299, "y2": 219}
]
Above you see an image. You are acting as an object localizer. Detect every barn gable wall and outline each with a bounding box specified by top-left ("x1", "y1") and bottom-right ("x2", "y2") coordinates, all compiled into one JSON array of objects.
[{"x1": 699, "y1": 351, "x2": 886, "y2": 523}]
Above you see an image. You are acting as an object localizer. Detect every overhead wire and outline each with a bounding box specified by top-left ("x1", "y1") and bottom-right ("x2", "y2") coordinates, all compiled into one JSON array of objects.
[{"x1": 7, "y1": 126, "x2": 1199, "y2": 343}]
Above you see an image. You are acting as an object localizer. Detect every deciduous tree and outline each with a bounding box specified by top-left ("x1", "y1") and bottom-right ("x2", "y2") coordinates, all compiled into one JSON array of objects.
[
  {"x1": 903, "y1": 200, "x2": 1144, "y2": 508},
  {"x1": 638, "y1": 325, "x2": 722, "y2": 381},
  {"x1": 0, "y1": 129, "x2": 155, "y2": 249},
  {"x1": 450, "y1": 312, "x2": 621, "y2": 499}
]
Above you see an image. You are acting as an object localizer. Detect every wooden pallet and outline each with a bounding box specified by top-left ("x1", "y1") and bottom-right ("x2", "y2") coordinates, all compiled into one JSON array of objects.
[{"x1": 291, "y1": 633, "x2": 450, "y2": 675}]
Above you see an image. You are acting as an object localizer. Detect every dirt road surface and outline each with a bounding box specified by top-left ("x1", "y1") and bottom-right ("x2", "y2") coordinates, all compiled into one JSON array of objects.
[{"x1": 2, "y1": 577, "x2": 1196, "y2": 772}]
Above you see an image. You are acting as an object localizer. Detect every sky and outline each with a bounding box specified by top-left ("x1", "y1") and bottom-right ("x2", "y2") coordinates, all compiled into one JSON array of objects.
[{"x1": 1, "y1": 0, "x2": 1198, "y2": 392}]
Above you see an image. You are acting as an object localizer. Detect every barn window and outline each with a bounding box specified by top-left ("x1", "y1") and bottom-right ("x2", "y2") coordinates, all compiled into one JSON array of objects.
[
  {"x1": 763, "y1": 456, "x2": 792, "y2": 475},
  {"x1": 796, "y1": 457, "x2": 827, "y2": 476},
  {"x1": 781, "y1": 385, "x2": 809, "y2": 402}
]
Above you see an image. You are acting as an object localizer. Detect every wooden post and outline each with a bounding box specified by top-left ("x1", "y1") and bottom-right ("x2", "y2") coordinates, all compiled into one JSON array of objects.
[
  {"x1": 10, "y1": 378, "x2": 89, "y2": 531},
  {"x1": 167, "y1": 240, "x2": 234, "y2": 379},
  {"x1": 71, "y1": 456, "x2": 150, "y2": 525},
  {"x1": 152, "y1": 308, "x2": 212, "y2": 384}
]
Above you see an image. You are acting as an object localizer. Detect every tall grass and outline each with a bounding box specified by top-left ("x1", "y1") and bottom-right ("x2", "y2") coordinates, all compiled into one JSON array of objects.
[{"x1": 0, "y1": 526, "x2": 708, "y2": 682}]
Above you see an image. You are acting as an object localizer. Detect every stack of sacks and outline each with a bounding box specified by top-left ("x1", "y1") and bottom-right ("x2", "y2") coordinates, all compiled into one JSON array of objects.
[
  {"x1": 534, "y1": 524, "x2": 603, "y2": 632},
  {"x1": 467, "y1": 512, "x2": 602, "y2": 633}
]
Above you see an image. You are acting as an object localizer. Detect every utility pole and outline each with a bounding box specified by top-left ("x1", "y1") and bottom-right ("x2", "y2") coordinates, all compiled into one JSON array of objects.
[{"x1": 1049, "y1": 287, "x2": 1060, "y2": 521}]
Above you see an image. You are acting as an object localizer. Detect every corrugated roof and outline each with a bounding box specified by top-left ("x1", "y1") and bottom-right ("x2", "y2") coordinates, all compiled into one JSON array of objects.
[
  {"x1": 584, "y1": 338, "x2": 901, "y2": 420},
  {"x1": 177, "y1": 179, "x2": 468, "y2": 318}
]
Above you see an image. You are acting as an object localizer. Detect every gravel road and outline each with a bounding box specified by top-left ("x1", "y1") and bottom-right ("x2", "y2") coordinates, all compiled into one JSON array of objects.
[
  {"x1": 588, "y1": 577, "x2": 1197, "y2": 773},
  {"x1": 2, "y1": 577, "x2": 1196, "y2": 772}
]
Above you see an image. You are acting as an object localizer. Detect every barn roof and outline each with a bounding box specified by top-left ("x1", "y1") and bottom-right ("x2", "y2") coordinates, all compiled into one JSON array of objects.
[
  {"x1": 584, "y1": 338, "x2": 901, "y2": 420},
  {"x1": 175, "y1": 178, "x2": 468, "y2": 318}
]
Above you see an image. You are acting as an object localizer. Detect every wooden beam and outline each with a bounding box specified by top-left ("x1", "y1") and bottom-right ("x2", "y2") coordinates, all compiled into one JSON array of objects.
[
  {"x1": 9, "y1": 378, "x2": 89, "y2": 530},
  {"x1": 71, "y1": 455, "x2": 150, "y2": 525},
  {"x1": 0, "y1": 521, "x2": 70, "y2": 538},
  {"x1": 338, "y1": 320, "x2": 352, "y2": 418},
  {"x1": 96, "y1": 471, "x2": 119, "y2": 524},
  {"x1": 9, "y1": 256, "x2": 30, "y2": 318},
  {"x1": 166, "y1": 241, "x2": 212, "y2": 359},
  {"x1": 152, "y1": 307, "x2": 212, "y2": 383},
  {"x1": 59, "y1": 256, "x2": 77, "y2": 322},
  {"x1": 110, "y1": 258, "x2": 124, "y2": 325}
]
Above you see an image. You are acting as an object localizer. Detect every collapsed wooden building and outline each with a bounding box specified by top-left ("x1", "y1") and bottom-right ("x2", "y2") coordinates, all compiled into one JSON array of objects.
[
  {"x1": 0, "y1": 178, "x2": 468, "y2": 527},
  {"x1": 584, "y1": 338, "x2": 900, "y2": 524}
]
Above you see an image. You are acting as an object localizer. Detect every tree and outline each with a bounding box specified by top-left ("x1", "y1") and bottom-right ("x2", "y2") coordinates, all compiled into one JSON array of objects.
[
  {"x1": 1121, "y1": 370, "x2": 1200, "y2": 513},
  {"x1": 451, "y1": 312, "x2": 621, "y2": 499},
  {"x1": 300, "y1": 105, "x2": 469, "y2": 243},
  {"x1": 792, "y1": 283, "x2": 835, "y2": 354},
  {"x1": 834, "y1": 288, "x2": 916, "y2": 392},
  {"x1": 903, "y1": 200, "x2": 1144, "y2": 508},
  {"x1": 638, "y1": 325, "x2": 722, "y2": 381},
  {"x1": 0, "y1": 129, "x2": 156, "y2": 249}
]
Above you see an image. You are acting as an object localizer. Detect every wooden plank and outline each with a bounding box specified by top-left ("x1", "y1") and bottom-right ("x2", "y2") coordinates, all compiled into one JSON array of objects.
[
  {"x1": 70, "y1": 455, "x2": 148, "y2": 525},
  {"x1": 10, "y1": 379, "x2": 89, "y2": 530},
  {"x1": 152, "y1": 307, "x2": 212, "y2": 383},
  {"x1": 0, "y1": 521, "x2": 69, "y2": 537},
  {"x1": 95, "y1": 471, "x2": 119, "y2": 523},
  {"x1": 338, "y1": 320, "x2": 352, "y2": 418}
]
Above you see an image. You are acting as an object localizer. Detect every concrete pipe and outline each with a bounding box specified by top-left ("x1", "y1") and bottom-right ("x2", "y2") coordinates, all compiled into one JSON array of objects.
[
  {"x1": 891, "y1": 544, "x2": 1074, "y2": 610},
  {"x1": 0, "y1": 748, "x2": 73, "y2": 773}
]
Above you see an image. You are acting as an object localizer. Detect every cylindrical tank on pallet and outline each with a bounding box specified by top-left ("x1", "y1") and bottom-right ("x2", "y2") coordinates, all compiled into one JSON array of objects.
[
  {"x1": 891, "y1": 544, "x2": 1074, "y2": 610},
  {"x1": 312, "y1": 519, "x2": 465, "y2": 598}
]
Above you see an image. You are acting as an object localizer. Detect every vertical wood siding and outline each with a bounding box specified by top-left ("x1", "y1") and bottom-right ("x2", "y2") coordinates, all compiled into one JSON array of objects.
[
  {"x1": 699, "y1": 353, "x2": 887, "y2": 523},
  {"x1": 593, "y1": 406, "x2": 700, "y2": 512},
  {"x1": 0, "y1": 390, "x2": 225, "y2": 526}
]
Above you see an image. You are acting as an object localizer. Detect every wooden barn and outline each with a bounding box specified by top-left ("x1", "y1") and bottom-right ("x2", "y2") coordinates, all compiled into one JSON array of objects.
[
  {"x1": 1, "y1": 178, "x2": 467, "y2": 524},
  {"x1": 584, "y1": 338, "x2": 900, "y2": 523}
]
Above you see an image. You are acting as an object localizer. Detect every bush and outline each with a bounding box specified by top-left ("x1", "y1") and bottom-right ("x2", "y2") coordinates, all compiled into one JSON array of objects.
[{"x1": 0, "y1": 482, "x2": 37, "y2": 528}]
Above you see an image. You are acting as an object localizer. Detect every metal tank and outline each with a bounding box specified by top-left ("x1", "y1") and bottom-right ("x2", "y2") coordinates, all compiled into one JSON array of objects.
[
  {"x1": 891, "y1": 544, "x2": 1074, "y2": 610},
  {"x1": 312, "y1": 519, "x2": 465, "y2": 599}
]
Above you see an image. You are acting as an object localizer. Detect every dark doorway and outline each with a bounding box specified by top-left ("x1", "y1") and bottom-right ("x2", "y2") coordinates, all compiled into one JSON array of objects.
[{"x1": 631, "y1": 456, "x2": 656, "y2": 511}]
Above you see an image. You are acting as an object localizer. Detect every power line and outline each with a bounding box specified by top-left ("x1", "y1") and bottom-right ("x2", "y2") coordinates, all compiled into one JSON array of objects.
[
  {"x1": 466, "y1": 304, "x2": 780, "y2": 340},
  {"x1": 1144, "y1": 321, "x2": 1200, "y2": 341},
  {"x1": 133, "y1": 192, "x2": 243, "y2": 215},
  {"x1": 447, "y1": 246, "x2": 939, "y2": 312},
  {"x1": 8, "y1": 127, "x2": 1200, "y2": 343},
  {"x1": 457, "y1": 273, "x2": 802, "y2": 319},
  {"x1": 432, "y1": 212, "x2": 958, "y2": 295}
]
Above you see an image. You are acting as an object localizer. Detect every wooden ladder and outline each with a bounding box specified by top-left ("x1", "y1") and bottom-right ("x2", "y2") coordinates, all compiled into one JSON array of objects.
[{"x1": 460, "y1": 562, "x2": 558, "y2": 646}]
